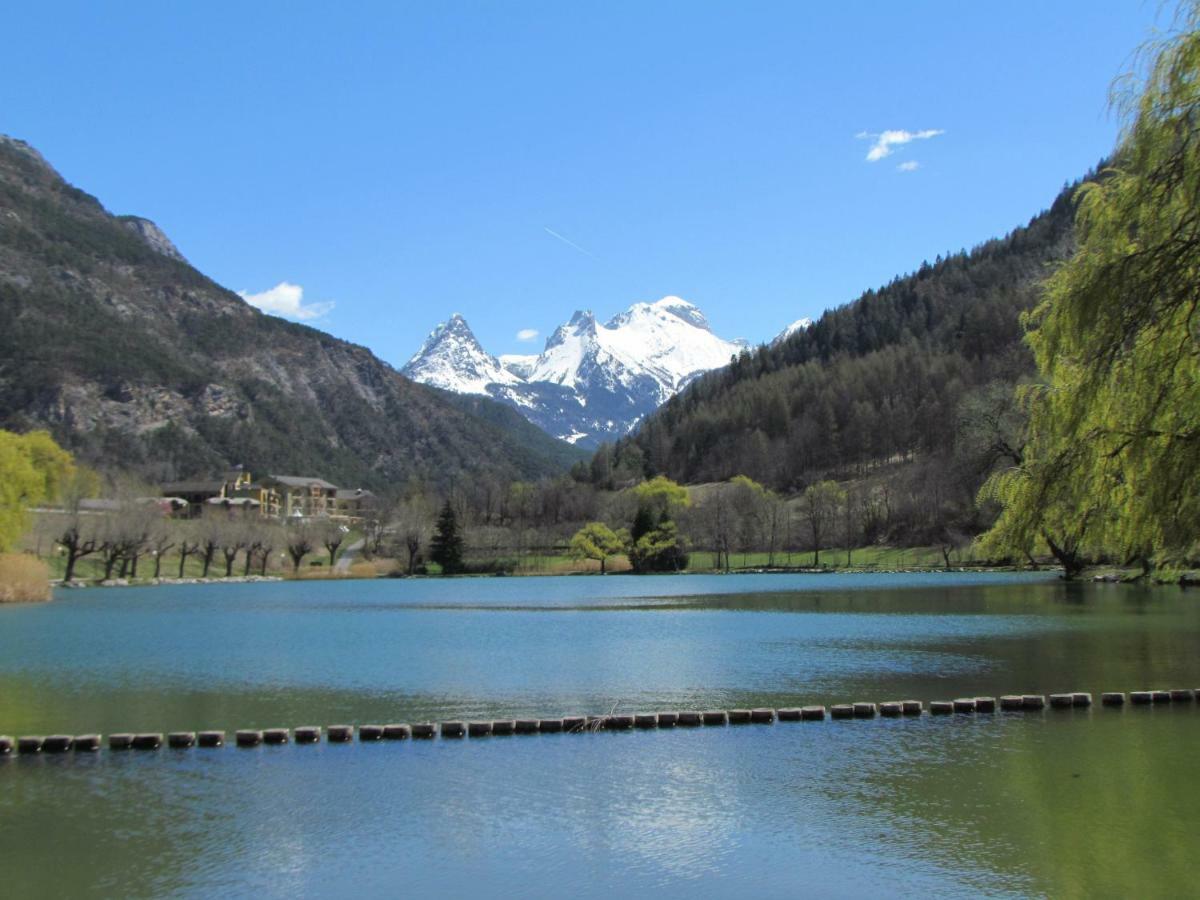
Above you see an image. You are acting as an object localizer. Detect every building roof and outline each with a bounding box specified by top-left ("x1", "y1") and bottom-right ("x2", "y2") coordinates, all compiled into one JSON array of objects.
[
  {"x1": 335, "y1": 488, "x2": 375, "y2": 500},
  {"x1": 266, "y1": 475, "x2": 340, "y2": 490}
]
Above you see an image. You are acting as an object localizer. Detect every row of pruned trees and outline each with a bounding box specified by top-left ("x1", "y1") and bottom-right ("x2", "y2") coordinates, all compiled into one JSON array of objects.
[{"x1": 39, "y1": 498, "x2": 353, "y2": 582}]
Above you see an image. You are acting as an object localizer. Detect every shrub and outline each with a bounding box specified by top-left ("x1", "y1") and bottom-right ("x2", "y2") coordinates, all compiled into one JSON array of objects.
[{"x1": 0, "y1": 553, "x2": 51, "y2": 603}]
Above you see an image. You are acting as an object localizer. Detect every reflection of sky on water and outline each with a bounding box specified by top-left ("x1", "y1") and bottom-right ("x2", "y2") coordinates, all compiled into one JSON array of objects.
[
  {"x1": 2, "y1": 574, "x2": 1198, "y2": 897},
  {"x1": 1, "y1": 575, "x2": 1196, "y2": 734}
]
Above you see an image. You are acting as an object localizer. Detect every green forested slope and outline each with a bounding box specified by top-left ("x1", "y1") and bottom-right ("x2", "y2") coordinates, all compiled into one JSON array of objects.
[
  {"x1": 594, "y1": 178, "x2": 1085, "y2": 545},
  {"x1": 0, "y1": 135, "x2": 582, "y2": 490}
]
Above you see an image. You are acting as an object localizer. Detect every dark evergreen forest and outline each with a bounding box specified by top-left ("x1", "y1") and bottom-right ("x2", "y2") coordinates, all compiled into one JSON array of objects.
[{"x1": 585, "y1": 177, "x2": 1089, "y2": 548}]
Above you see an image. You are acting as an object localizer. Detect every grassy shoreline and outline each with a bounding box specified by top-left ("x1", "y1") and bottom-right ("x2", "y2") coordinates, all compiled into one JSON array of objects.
[
  {"x1": 45, "y1": 562, "x2": 1199, "y2": 590},
  {"x1": 21, "y1": 541, "x2": 1199, "y2": 592}
]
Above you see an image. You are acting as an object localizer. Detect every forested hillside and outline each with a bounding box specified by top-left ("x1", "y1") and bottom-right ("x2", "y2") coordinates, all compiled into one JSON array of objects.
[
  {"x1": 0, "y1": 135, "x2": 583, "y2": 491},
  {"x1": 593, "y1": 177, "x2": 1085, "y2": 546}
]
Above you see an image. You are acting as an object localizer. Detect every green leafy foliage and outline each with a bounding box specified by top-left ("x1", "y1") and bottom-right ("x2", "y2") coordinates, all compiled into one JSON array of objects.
[
  {"x1": 0, "y1": 429, "x2": 74, "y2": 550},
  {"x1": 568, "y1": 521, "x2": 624, "y2": 573},
  {"x1": 982, "y1": 7, "x2": 1200, "y2": 571},
  {"x1": 627, "y1": 519, "x2": 688, "y2": 573}
]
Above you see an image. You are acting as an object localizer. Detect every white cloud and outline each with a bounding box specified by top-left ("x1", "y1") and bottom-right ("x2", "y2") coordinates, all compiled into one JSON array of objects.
[
  {"x1": 897, "y1": 160, "x2": 920, "y2": 172},
  {"x1": 859, "y1": 128, "x2": 944, "y2": 162},
  {"x1": 516, "y1": 328, "x2": 539, "y2": 342},
  {"x1": 238, "y1": 282, "x2": 334, "y2": 320}
]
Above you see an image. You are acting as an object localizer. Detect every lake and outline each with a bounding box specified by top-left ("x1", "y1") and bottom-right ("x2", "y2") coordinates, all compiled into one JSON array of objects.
[{"x1": 1, "y1": 572, "x2": 1197, "y2": 897}]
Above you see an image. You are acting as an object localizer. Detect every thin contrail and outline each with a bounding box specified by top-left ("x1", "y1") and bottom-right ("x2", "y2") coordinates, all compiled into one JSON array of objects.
[{"x1": 543, "y1": 226, "x2": 598, "y2": 260}]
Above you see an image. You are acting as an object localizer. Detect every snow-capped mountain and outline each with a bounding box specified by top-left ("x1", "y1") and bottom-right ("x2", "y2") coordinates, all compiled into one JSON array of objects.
[
  {"x1": 403, "y1": 297, "x2": 747, "y2": 447},
  {"x1": 402, "y1": 313, "x2": 523, "y2": 394},
  {"x1": 773, "y1": 317, "x2": 812, "y2": 344}
]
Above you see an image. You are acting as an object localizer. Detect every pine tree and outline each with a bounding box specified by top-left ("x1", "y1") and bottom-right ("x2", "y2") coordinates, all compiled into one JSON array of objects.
[{"x1": 429, "y1": 501, "x2": 464, "y2": 575}]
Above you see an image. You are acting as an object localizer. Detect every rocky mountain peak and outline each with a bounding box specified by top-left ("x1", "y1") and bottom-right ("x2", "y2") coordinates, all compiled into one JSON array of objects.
[
  {"x1": 119, "y1": 216, "x2": 187, "y2": 263},
  {"x1": 402, "y1": 313, "x2": 521, "y2": 393},
  {"x1": 772, "y1": 317, "x2": 813, "y2": 344},
  {"x1": 403, "y1": 296, "x2": 747, "y2": 447},
  {"x1": 0, "y1": 135, "x2": 50, "y2": 170},
  {"x1": 545, "y1": 309, "x2": 596, "y2": 351}
]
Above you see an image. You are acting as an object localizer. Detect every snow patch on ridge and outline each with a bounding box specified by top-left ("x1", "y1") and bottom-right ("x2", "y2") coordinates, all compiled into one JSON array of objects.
[{"x1": 773, "y1": 317, "x2": 813, "y2": 344}]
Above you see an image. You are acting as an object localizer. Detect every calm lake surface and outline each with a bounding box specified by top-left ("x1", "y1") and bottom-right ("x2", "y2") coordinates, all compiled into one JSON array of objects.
[{"x1": 1, "y1": 572, "x2": 1197, "y2": 897}]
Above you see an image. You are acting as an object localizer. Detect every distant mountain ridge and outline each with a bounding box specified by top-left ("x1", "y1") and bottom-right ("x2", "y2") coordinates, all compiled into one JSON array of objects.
[
  {"x1": 0, "y1": 134, "x2": 584, "y2": 489},
  {"x1": 404, "y1": 297, "x2": 747, "y2": 446}
]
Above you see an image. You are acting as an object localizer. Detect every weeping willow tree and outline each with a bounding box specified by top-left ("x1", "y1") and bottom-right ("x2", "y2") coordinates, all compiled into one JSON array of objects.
[{"x1": 980, "y1": 5, "x2": 1200, "y2": 575}]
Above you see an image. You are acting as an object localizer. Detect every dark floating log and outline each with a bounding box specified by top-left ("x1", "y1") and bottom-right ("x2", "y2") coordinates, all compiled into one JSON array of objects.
[
  {"x1": 327, "y1": 725, "x2": 353, "y2": 742},
  {"x1": 42, "y1": 682, "x2": 1177, "y2": 760},
  {"x1": 43, "y1": 735, "x2": 74, "y2": 753}
]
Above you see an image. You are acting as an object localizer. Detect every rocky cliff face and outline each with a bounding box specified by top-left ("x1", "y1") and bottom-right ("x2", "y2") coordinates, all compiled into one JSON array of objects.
[
  {"x1": 0, "y1": 135, "x2": 583, "y2": 487},
  {"x1": 119, "y1": 216, "x2": 187, "y2": 262}
]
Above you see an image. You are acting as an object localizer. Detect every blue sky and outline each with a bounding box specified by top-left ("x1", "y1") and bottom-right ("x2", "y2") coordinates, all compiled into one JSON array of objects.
[{"x1": 2, "y1": 2, "x2": 1166, "y2": 365}]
